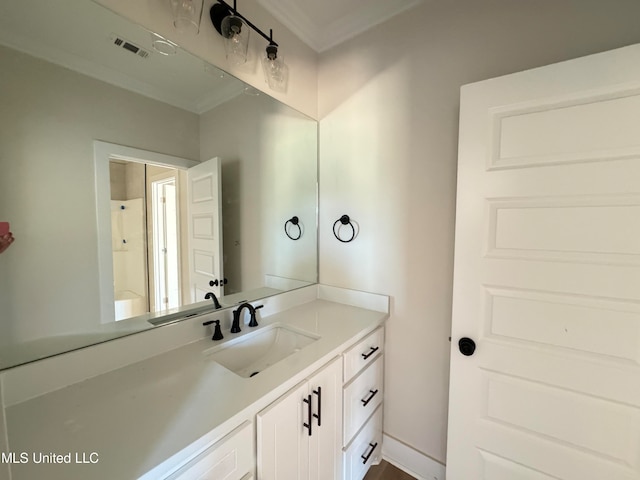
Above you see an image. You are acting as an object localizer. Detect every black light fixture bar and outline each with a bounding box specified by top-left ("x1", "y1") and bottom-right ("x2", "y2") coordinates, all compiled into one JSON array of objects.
[{"x1": 214, "y1": 0, "x2": 278, "y2": 46}]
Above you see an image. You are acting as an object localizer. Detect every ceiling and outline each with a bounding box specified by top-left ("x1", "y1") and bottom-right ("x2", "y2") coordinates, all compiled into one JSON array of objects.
[{"x1": 256, "y1": 0, "x2": 424, "y2": 53}]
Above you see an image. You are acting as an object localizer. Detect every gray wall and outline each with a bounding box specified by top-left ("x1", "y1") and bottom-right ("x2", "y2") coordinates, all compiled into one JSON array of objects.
[{"x1": 318, "y1": 0, "x2": 640, "y2": 464}]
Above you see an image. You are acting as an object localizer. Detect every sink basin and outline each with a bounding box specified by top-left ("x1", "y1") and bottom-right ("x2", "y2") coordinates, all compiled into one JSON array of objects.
[{"x1": 203, "y1": 324, "x2": 319, "y2": 378}]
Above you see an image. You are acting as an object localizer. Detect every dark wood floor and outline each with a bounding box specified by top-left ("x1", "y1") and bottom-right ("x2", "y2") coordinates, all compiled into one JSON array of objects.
[{"x1": 363, "y1": 460, "x2": 417, "y2": 480}]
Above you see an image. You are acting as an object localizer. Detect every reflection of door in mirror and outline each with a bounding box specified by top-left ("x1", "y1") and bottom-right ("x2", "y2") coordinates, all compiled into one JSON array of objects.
[
  {"x1": 109, "y1": 160, "x2": 185, "y2": 320},
  {"x1": 187, "y1": 158, "x2": 224, "y2": 303}
]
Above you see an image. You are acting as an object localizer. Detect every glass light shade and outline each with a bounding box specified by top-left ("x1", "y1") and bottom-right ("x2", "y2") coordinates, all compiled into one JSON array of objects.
[
  {"x1": 261, "y1": 53, "x2": 289, "y2": 93},
  {"x1": 221, "y1": 15, "x2": 250, "y2": 65},
  {"x1": 169, "y1": 0, "x2": 204, "y2": 34},
  {"x1": 150, "y1": 33, "x2": 177, "y2": 55}
]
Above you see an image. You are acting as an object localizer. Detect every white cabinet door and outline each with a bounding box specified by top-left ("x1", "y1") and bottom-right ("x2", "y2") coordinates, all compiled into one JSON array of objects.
[
  {"x1": 448, "y1": 44, "x2": 640, "y2": 479},
  {"x1": 257, "y1": 357, "x2": 343, "y2": 480},
  {"x1": 167, "y1": 421, "x2": 253, "y2": 480},
  {"x1": 308, "y1": 357, "x2": 343, "y2": 480},
  {"x1": 257, "y1": 381, "x2": 309, "y2": 480}
]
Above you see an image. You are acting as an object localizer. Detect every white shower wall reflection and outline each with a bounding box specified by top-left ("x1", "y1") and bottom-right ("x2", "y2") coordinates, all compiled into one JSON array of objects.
[{"x1": 111, "y1": 198, "x2": 146, "y2": 320}]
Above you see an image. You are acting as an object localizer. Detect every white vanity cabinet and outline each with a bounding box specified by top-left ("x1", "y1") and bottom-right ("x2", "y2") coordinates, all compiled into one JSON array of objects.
[
  {"x1": 257, "y1": 356, "x2": 343, "y2": 480},
  {"x1": 342, "y1": 327, "x2": 385, "y2": 480},
  {"x1": 165, "y1": 421, "x2": 254, "y2": 480},
  {"x1": 3, "y1": 288, "x2": 390, "y2": 480}
]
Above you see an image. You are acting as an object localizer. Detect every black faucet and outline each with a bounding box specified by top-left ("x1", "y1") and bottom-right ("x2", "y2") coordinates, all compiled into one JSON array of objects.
[
  {"x1": 204, "y1": 291, "x2": 222, "y2": 309},
  {"x1": 231, "y1": 303, "x2": 264, "y2": 333},
  {"x1": 202, "y1": 320, "x2": 224, "y2": 341}
]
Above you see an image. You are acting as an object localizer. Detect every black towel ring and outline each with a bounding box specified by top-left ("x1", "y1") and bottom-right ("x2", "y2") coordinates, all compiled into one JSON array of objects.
[
  {"x1": 285, "y1": 216, "x2": 302, "y2": 240},
  {"x1": 333, "y1": 214, "x2": 356, "y2": 243}
]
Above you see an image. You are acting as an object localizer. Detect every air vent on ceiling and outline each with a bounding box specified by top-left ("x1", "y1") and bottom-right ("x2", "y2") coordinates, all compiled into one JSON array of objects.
[{"x1": 109, "y1": 34, "x2": 150, "y2": 59}]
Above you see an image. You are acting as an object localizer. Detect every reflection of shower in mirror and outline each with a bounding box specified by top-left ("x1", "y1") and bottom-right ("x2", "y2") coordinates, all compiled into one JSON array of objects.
[
  {"x1": 109, "y1": 160, "x2": 187, "y2": 322},
  {"x1": 110, "y1": 199, "x2": 146, "y2": 320},
  {"x1": 114, "y1": 289, "x2": 146, "y2": 321}
]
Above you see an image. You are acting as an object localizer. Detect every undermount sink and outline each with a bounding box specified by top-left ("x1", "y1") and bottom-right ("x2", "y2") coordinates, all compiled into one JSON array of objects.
[{"x1": 203, "y1": 324, "x2": 319, "y2": 378}]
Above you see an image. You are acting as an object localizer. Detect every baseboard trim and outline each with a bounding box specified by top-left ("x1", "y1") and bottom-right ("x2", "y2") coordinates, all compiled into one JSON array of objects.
[{"x1": 381, "y1": 434, "x2": 446, "y2": 480}]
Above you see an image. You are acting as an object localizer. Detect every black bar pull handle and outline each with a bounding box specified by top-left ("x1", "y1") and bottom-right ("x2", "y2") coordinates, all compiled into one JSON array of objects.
[
  {"x1": 303, "y1": 394, "x2": 312, "y2": 436},
  {"x1": 312, "y1": 386, "x2": 322, "y2": 427},
  {"x1": 361, "y1": 346, "x2": 379, "y2": 360},
  {"x1": 361, "y1": 442, "x2": 378, "y2": 464},
  {"x1": 361, "y1": 389, "x2": 379, "y2": 407}
]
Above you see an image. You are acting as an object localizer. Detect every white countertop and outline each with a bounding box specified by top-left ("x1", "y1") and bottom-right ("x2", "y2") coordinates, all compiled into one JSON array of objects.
[{"x1": 5, "y1": 297, "x2": 387, "y2": 480}]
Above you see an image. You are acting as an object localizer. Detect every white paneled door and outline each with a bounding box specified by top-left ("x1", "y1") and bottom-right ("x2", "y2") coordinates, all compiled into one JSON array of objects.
[
  {"x1": 187, "y1": 157, "x2": 223, "y2": 303},
  {"x1": 447, "y1": 45, "x2": 640, "y2": 480}
]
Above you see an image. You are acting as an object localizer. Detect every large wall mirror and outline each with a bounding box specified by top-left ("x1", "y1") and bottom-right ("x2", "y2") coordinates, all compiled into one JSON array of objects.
[{"x1": 0, "y1": 0, "x2": 318, "y2": 370}]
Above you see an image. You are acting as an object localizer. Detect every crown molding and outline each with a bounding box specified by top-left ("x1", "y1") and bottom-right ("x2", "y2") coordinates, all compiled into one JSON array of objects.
[{"x1": 257, "y1": 0, "x2": 423, "y2": 52}]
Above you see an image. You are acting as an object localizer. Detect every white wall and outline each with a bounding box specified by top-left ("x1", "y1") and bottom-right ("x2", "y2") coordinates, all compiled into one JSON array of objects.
[
  {"x1": 96, "y1": 0, "x2": 318, "y2": 119},
  {"x1": 0, "y1": 45, "x2": 199, "y2": 344},
  {"x1": 318, "y1": 0, "x2": 640, "y2": 465}
]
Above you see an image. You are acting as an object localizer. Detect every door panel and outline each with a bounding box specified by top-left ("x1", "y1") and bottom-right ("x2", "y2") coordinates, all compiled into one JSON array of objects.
[
  {"x1": 448, "y1": 45, "x2": 640, "y2": 479},
  {"x1": 187, "y1": 157, "x2": 223, "y2": 302}
]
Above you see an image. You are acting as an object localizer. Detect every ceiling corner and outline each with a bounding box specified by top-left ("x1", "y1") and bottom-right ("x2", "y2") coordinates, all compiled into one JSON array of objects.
[{"x1": 257, "y1": 0, "x2": 425, "y2": 53}]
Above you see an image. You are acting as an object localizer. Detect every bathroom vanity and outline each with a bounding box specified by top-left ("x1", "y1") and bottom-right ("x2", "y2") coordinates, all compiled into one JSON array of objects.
[{"x1": 0, "y1": 286, "x2": 388, "y2": 480}]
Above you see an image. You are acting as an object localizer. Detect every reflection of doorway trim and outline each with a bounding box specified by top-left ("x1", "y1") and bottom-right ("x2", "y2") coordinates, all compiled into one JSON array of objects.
[
  {"x1": 93, "y1": 140, "x2": 197, "y2": 324},
  {"x1": 150, "y1": 174, "x2": 180, "y2": 312}
]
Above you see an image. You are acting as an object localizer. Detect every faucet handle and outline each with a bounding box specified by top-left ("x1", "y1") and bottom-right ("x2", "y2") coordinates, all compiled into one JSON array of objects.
[
  {"x1": 211, "y1": 320, "x2": 224, "y2": 340},
  {"x1": 203, "y1": 320, "x2": 224, "y2": 341},
  {"x1": 248, "y1": 304, "x2": 264, "y2": 327}
]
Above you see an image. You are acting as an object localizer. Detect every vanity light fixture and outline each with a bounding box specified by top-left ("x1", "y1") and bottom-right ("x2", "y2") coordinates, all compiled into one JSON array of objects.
[
  {"x1": 210, "y1": 0, "x2": 288, "y2": 91},
  {"x1": 221, "y1": 11, "x2": 250, "y2": 65},
  {"x1": 169, "y1": 0, "x2": 205, "y2": 34},
  {"x1": 262, "y1": 31, "x2": 288, "y2": 92}
]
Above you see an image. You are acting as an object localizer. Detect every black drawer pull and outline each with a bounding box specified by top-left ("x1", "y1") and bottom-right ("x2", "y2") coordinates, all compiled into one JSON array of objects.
[
  {"x1": 361, "y1": 442, "x2": 378, "y2": 464},
  {"x1": 361, "y1": 389, "x2": 379, "y2": 407},
  {"x1": 361, "y1": 346, "x2": 379, "y2": 360},
  {"x1": 303, "y1": 394, "x2": 312, "y2": 436},
  {"x1": 313, "y1": 386, "x2": 322, "y2": 427}
]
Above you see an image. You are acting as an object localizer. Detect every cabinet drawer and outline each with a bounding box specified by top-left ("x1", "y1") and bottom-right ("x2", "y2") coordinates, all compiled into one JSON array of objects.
[
  {"x1": 167, "y1": 421, "x2": 254, "y2": 480},
  {"x1": 343, "y1": 355, "x2": 384, "y2": 445},
  {"x1": 343, "y1": 327, "x2": 384, "y2": 383},
  {"x1": 343, "y1": 405, "x2": 383, "y2": 480}
]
